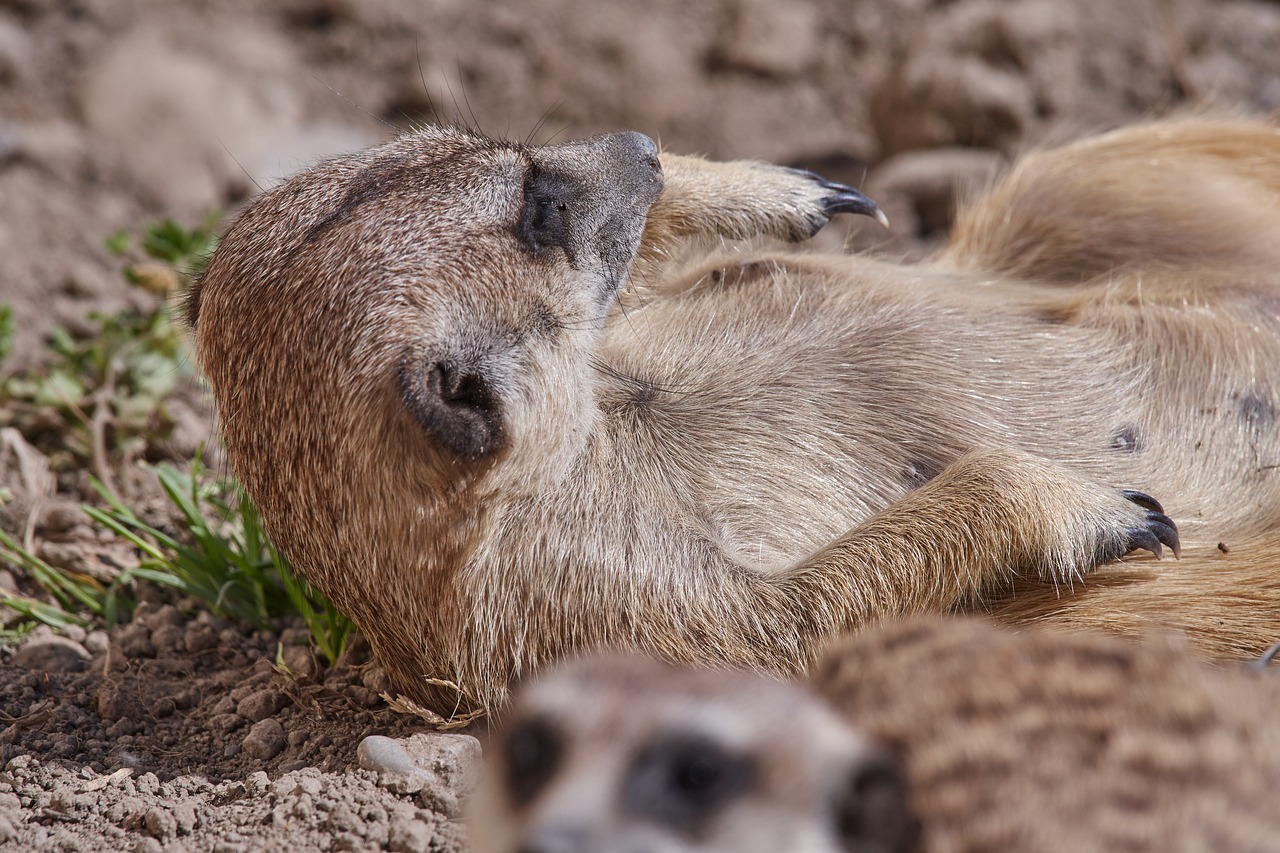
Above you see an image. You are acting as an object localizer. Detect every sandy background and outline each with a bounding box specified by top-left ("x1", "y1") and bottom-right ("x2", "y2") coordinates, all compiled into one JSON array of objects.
[{"x1": 5, "y1": 0, "x2": 1280, "y2": 371}]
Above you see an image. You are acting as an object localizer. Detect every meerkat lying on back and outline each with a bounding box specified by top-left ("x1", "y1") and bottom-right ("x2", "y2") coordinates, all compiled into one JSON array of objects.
[
  {"x1": 477, "y1": 618, "x2": 1280, "y2": 853},
  {"x1": 190, "y1": 116, "x2": 1280, "y2": 713}
]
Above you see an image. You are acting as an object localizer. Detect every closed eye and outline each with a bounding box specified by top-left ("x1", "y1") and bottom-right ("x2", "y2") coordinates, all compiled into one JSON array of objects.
[{"x1": 518, "y1": 164, "x2": 577, "y2": 262}]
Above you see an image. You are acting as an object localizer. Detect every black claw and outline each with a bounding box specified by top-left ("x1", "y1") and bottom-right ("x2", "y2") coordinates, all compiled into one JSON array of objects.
[
  {"x1": 1247, "y1": 640, "x2": 1280, "y2": 671},
  {"x1": 820, "y1": 186, "x2": 891, "y2": 229},
  {"x1": 1125, "y1": 527, "x2": 1164, "y2": 559},
  {"x1": 792, "y1": 169, "x2": 891, "y2": 230},
  {"x1": 1145, "y1": 511, "x2": 1182, "y2": 559},
  {"x1": 1119, "y1": 509, "x2": 1181, "y2": 561},
  {"x1": 1120, "y1": 489, "x2": 1164, "y2": 514}
]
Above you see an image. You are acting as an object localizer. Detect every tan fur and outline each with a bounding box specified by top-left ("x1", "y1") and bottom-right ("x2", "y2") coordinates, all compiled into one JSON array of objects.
[
  {"x1": 472, "y1": 656, "x2": 916, "y2": 853},
  {"x1": 478, "y1": 619, "x2": 1280, "y2": 852},
  {"x1": 190, "y1": 117, "x2": 1280, "y2": 713},
  {"x1": 813, "y1": 617, "x2": 1280, "y2": 851}
]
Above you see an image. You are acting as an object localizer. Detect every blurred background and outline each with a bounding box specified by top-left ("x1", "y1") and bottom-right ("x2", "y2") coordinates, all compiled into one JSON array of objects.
[{"x1": 3, "y1": 0, "x2": 1280, "y2": 371}]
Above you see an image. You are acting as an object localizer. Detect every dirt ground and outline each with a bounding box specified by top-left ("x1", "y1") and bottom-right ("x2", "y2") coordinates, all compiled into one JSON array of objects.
[{"x1": 2, "y1": 0, "x2": 1280, "y2": 850}]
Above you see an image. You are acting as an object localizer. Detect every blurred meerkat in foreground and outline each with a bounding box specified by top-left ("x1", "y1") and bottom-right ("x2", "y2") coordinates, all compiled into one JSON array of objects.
[
  {"x1": 473, "y1": 656, "x2": 918, "y2": 853},
  {"x1": 477, "y1": 618, "x2": 1280, "y2": 853},
  {"x1": 190, "y1": 116, "x2": 1280, "y2": 712}
]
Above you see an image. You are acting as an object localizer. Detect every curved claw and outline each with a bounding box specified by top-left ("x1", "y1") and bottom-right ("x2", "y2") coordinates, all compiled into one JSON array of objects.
[
  {"x1": 1144, "y1": 510, "x2": 1182, "y2": 559},
  {"x1": 1125, "y1": 527, "x2": 1164, "y2": 559},
  {"x1": 821, "y1": 186, "x2": 891, "y2": 229},
  {"x1": 792, "y1": 169, "x2": 891, "y2": 229},
  {"x1": 1123, "y1": 509, "x2": 1181, "y2": 560},
  {"x1": 1120, "y1": 489, "x2": 1165, "y2": 514}
]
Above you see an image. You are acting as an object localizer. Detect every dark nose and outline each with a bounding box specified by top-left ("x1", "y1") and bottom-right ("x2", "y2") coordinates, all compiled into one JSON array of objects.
[
  {"x1": 595, "y1": 131, "x2": 663, "y2": 201},
  {"x1": 609, "y1": 130, "x2": 661, "y2": 175},
  {"x1": 540, "y1": 130, "x2": 663, "y2": 198}
]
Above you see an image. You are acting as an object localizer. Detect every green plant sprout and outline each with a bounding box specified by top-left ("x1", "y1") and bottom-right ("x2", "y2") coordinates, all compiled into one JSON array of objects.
[
  {"x1": 0, "y1": 217, "x2": 357, "y2": 665},
  {"x1": 85, "y1": 456, "x2": 355, "y2": 664}
]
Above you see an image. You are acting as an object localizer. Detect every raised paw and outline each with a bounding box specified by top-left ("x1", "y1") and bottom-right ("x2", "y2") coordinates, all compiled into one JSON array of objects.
[
  {"x1": 642, "y1": 154, "x2": 891, "y2": 251},
  {"x1": 1116, "y1": 490, "x2": 1181, "y2": 559}
]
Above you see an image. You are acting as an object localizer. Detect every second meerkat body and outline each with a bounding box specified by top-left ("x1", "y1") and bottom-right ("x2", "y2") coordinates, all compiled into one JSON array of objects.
[
  {"x1": 478, "y1": 619, "x2": 1280, "y2": 853},
  {"x1": 191, "y1": 118, "x2": 1280, "y2": 712}
]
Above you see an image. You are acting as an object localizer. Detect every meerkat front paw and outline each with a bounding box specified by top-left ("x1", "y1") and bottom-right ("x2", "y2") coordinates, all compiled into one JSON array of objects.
[
  {"x1": 925, "y1": 449, "x2": 1181, "y2": 585},
  {"x1": 717, "y1": 163, "x2": 890, "y2": 241},
  {"x1": 787, "y1": 168, "x2": 892, "y2": 237},
  {"x1": 643, "y1": 154, "x2": 889, "y2": 252}
]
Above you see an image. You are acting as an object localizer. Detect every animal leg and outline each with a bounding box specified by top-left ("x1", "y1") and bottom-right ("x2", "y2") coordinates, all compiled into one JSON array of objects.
[
  {"x1": 661, "y1": 448, "x2": 1180, "y2": 674},
  {"x1": 940, "y1": 117, "x2": 1280, "y2": 285},
  {"x1": 640, "y1": 153, "x2": 887, "y2": 259}
]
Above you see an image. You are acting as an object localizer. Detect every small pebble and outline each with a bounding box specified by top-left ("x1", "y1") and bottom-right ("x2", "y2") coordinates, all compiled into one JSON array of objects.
[
  {"x1": 245, "y1": 771, "x2": 270, "y2": 795},
  {"x1": 60, "y1": 624, "x2": 87, "y2": 643},
  {"x1": 242, "y1": 718, "x2": 287, "y2": 761},
  {"x1": 184, "y1": 623, "x2": 219, "y2": 653},
  {"x1": 115, "y1": 623, "x2": 156, "y2": 659},
  {"x1": 150, "y1": 624, "x2": 186, "y2": 654},
  {"x1": 12, "y1": 635, "x2": 91, "y2": 672},
  {"x1": 280, "y1": 644, "x2": 318, "y2": 678},
  {"x1": 172, "y1": 800, "x2": 198, "y2": 834},
  {"x1": 142, "y1": 604, "x2": 184, "y2": 632},
  {"x1": 84, "y1": 631, "x2": 110, "y2": 655},
  {"x1": 236, "y1": 689, "x2": 286, "y2": 723}
]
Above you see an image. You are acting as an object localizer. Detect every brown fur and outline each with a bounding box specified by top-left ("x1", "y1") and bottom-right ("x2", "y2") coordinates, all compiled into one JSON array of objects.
[
  {"x1": 190, "y1": 117, "x2": 1280, "y2": 713},
  {"x1": 813, "y1": 617, "x2": 1280, "y2": 851}
]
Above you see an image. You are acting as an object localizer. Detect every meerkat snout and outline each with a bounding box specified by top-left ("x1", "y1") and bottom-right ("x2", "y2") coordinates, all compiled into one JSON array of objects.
[
  {"x1": 472, "y1": 655, "x2": 918, "y2": 853},
  {"x1": 519, "y1": 131, "x2": 664, "y2": 286}
]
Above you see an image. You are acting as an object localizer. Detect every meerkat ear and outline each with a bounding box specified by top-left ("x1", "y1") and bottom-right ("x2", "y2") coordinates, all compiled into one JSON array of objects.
[
  {"x1": 398, "y1": 356, "x2": 504, "y2": 460},
  {"x1": 832, "y1": 752, "x2": 918, "y2": 853}
]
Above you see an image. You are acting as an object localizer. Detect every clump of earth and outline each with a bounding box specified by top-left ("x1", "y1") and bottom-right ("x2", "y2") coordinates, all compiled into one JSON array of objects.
[{"x1": 3, "y1": 0, "x2": 1280, "y2": 849}]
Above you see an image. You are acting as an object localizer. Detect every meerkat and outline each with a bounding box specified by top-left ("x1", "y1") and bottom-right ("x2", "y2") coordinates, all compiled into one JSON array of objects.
[
  {"x1": 478, "y1": 618, "x2": 1280, "y2": 853},
  {"x1": 813, "y1": 617, "x2": 1280, "y2": 852},
  {"x1": 189, "y1": 116, "x2": 1280, "y2": 713},
  {"x1": 471, "y1": 655, "x2": 918, "y2": 853}
]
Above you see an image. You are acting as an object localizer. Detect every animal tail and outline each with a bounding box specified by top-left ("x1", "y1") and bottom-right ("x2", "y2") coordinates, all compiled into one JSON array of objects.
[
  {"x1": 937, "y1": 116, "x2": 1280, "y2": 284},
  {"x1": 976, "y1": 534, "x2": 1280, "y2": 661}
]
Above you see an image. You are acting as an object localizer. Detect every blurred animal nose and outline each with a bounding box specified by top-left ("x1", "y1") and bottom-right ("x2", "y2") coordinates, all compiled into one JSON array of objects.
[{"x1": 517, "y1": 827, "x2": 586, "y2": 853}]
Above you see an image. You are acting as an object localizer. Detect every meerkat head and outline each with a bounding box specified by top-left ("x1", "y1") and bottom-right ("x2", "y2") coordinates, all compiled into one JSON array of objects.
[
  {"x1": 192, "y1": 125, "x2": 662, "y2": 488},
  {"x1": 186, "y1": 127, "x2": 663, "y2": 646},
  {"x1": 472, "y1": 655, "x2": 918, "y2": 853}
]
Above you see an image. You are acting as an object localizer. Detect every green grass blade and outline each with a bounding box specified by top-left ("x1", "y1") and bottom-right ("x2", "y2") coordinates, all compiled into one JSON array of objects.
[{"x1": 0, "y1": 590, "x2": 88, "y2": 630}]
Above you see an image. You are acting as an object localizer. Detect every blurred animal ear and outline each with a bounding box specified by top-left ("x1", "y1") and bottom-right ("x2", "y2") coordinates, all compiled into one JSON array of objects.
[
  {"x1": 833, "y1": 751, "x2": 918, "y2": 853},
  {"x1": 399, "y1": 355, "x2": 504, "y2": 459}
]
